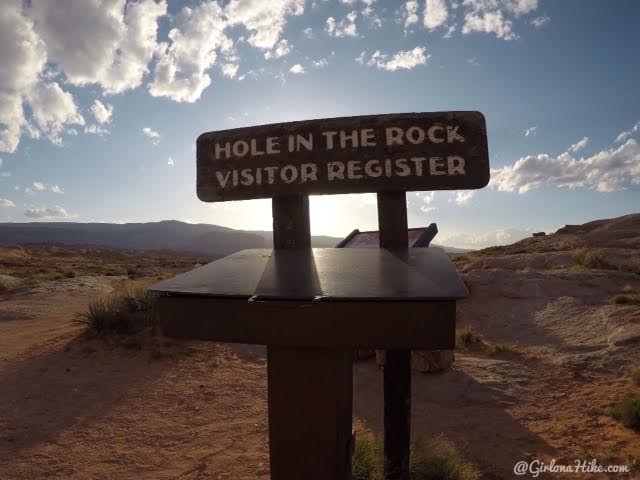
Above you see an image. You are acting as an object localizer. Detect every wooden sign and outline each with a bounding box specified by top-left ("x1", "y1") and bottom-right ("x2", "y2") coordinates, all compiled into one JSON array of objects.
[{"x1": 197, "y1": 111, "x2": 489, "y2": 202}]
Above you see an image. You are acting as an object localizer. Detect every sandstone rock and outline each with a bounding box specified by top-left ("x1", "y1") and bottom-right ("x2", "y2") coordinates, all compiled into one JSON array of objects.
[{"x1": 608, "y1": 323, "x2": 640, "y2": 346}]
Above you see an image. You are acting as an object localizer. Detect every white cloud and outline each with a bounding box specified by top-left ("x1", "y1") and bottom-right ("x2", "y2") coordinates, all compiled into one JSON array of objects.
[
  {"x1": 502, "y1": 0, "x2": 538, "y2": 17},
  {"x1": 225, "y1": 0, "x2": 304, "y2": 50},
  {"x1": 326, "y1": 12, "x2": 358, "y2": 38},
  {"x1": 24, "y1": 204, "x2": 74, "y2": 219},
  {"x1": 84, "y1": 124, "x2": 109, "y2": 136},
  {"x1": 424, "y1": 0, "x2": 448, "y2": 30},
  {"x1": 491, "y1": 138, "x2": 640, "y2": 194},
  {"x1": 467, "y1": 57, "x2": 480, "y2": 66},
  {"x1": 149, "y1": 1, "x2": 231, "y2": 103},
  {"x1": 418, "y1": 191, "x2": 436, "y2": 212},
  {"x1": 462, "y1": 9, "x2": 517, "y2": 40},
  {"x1": 0, "y1": 1, "x2": 47, "y2": 153},
  {"x1": 0, "y1": 198, "x2": 16, "y2": 207},
  {"x1": 302, "y1": 27, "x2": 314, "y2": 38},
  {"x1": 439, "y1": 227, "x2": 534, "y2": 249},
  {"x1": 264, "y1": 39, "x2": 292, "y2": 59},
  {"x1": 26, "y1": 82, "x2": 85, "y2": 145},
  {"x1": 29, "y1": 0, "x2": 167, "y2": 94},
  {"x1": 142, "y1": 127, "x2": 161, "y2": 144},
  {"x1": 569, "y1": 136, "x2": 589, "y2": 153},
  {"x1": 453, "y1": 190, "x2": 475, "y2": 204},
  {"x1": 524, "y1": 125, "x2": 538, "y2": 137},
  {"x1": 90, "y1": 99, "x2": 113, "y2": 124},
  {"x1": 359, "y1": 46, "x2": 429, "y2": 71},
  {"x1": 312, "y1": 58, "x2": 329, "y2": 68},
  {"x1": 530, "y1": 15, "x2": 550, "y2": 28},
  {"x1": 460, "y1": 0, "x2": 541, "y2": 40},
  {"x1": 289, "y1": 64, "x2": 306, "y2": 75},
  {"x1": 615, "y1": 121, "x2": 640, "y2": 143},
  {"x1": 221, "y1": 63, "x2": 240, "y2": 79},
  {"x1": 403, "y1": 1, "x2": 420, "y2": 28},
  {"x1": 33, "y1": 181, "x2": 46, "y2": 191},
  {"x1": 51, "y1": 185, "x2": 64, "y2": 194},
  {"x1": 167, "y1": 156, "x2": 174, "y2": 167},
  {"x1": 360, "y1": 2, "x2": 382, "y2": 29}
]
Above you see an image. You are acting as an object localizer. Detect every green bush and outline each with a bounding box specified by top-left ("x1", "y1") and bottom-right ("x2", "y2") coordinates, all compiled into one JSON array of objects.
[
  {"x1": 352, "y1": 437, "x2": 382, "y2": 480},
  {"x1": 411, "y1": 438, "x2": 481, "y2": 480},
  {"x1": 0, "y1": 274, "x2": 21, "y2": 293},
  {"x1": 572, "y1": 249, "x2": 615, "y2": 270},
  {"x1": 610, "y1": 293, "x2": 640, "y2": 305},
  {"x1": 74, "y1": 288, "x2": 156, "y2": 334},
  {"x1": 622, "y1": 258, "x2": 640, "y2": 275},
  {"x1": 609, "y1": 394, "x2": 640, "y2": 430},
  {"x1": 457, "y1": 328, "x2": 481, "y2": 348},
  {"x1": 490, "y1": 343, "x2": 508, "y2": 355},
  {"x1": 351, "y1": 436, "x2": 480, "y2": 480}
]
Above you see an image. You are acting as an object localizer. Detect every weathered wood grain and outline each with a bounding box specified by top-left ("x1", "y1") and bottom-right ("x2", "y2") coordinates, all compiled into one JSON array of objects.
[{"x1": 197, "y1": 111, "x2": 489, "y2": 201}]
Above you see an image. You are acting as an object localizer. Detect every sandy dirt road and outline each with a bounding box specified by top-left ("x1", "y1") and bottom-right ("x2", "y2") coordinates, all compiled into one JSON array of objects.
[{"x1": 0, "y1": 277, "x2": 638, "y2": 479}]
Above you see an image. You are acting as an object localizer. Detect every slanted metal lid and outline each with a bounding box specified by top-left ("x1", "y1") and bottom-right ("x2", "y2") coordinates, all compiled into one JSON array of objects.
[{"x1": 150, "y1": 247, "x2": 468, "y2": 301}]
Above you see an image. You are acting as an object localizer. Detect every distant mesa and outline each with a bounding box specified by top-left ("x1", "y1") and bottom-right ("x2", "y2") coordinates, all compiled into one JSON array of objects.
[{"x1": 0, "y1": 220, "x2": 467, "y2": 255}]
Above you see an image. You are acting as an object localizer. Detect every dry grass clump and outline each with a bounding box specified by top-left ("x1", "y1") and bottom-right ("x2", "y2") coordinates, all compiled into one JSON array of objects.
[
  {"x1": 0, "y1": 273, "x2": 21, "y2": 293},
  {"x1": 610, "y1": 286, "x2": 640, "y2": 305},
  {"x1": 352, "y1": 437, "x2": 382, "y2": 480},
  {"x1": 456, "y1": 328, "x2": 481, "y2": 348},
  {"x1": 609, "y1": 394, "x2": 640, "y2": 430},
  {"x1": 572, "y1": 249, "x2": 616, "y2": 270},
  {"x1": 353, "y1": 436, "x2": 480, "y2": 480},
  {"x1": 621, "y1": 257, "x2": 640, "y2": 274},
  {"x1": 74, "y1": 288, "x2": 156, "y2": 334},
  {"x1": 630, "y1": 367, "x2": 640, "y2": 386}
]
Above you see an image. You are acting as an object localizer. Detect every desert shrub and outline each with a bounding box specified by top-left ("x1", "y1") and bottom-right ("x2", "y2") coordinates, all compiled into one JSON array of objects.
[
  {"x1": 489, "y1": 343, "x2": 508, "y2": 355},
  {"x1": 631, "y1": 367, "x2": 640, "y2": 386},
  {"x1": 74, "y1": 288, "x2": 156, "y2": 334},
  {"x1": 352, "y1": 437, "x2": 382, "y2": 480},
  {"x1": 609, "y1": 394, "x2": 640, "y2": 430},
  {"x1": 411, "y1": 437, "x2": 481, "y2": 480},
  {"x1": 457, "y1": 328, "x2": 481, "y2": 348},
  {"x1": 622, "y1": 258, "x2": 640, "y2": 275},
  {"x1": 64, "y1": 270, "x2": 76, "y2": 278},
  {"x1": 0, "y1": 274, "x2": 20, "y2": 293},
  {"x1": 351, "y1": 437, "x2": 479, "y2": 480},
  {"x1": 610, "y1": 293, "x2": 640, "y2": 305},
  {"x1": 572, "y1": 249, "x2": 615, "y2": 270}
]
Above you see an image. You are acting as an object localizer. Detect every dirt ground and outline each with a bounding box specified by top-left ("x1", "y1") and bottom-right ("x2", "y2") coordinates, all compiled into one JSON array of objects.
[{"x1": 0, "y1": 275, "x2": 638, "y2": 479}]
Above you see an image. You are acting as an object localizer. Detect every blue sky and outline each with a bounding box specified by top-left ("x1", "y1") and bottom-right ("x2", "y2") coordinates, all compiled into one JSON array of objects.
[{"x1": 1, "y1": 0, "x2": 639, "y2": 248}]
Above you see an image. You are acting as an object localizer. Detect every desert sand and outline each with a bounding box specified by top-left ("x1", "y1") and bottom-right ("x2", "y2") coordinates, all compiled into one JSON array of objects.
[{"x1": 1, "y1": 216, "x2": 639, "y2": 479}]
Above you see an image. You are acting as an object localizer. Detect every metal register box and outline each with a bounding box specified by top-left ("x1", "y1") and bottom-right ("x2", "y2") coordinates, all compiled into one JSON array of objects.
[{"x1": 151, "y1": 247, "x2": 467, "y2": 350}]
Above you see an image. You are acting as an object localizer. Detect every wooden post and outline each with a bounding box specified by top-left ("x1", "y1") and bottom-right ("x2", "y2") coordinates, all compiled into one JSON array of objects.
[
  {"x1": 268, "y1": 194, "x2": 353, "y2": 480},
  {"x1": 377, "y1": 191, "x2": 411, "y2": 480},
  {"x1": 272, "y1": 195, "x2": 311, "y2": 249}
]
